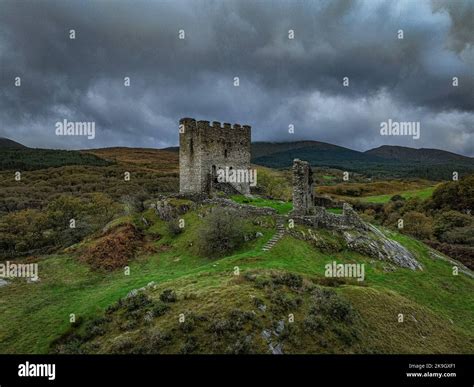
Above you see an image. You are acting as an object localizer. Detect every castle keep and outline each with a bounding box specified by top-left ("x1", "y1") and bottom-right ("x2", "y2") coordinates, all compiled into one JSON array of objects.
[{"x1": 179, "y1": 118, "x2": 252, "y2": 195}]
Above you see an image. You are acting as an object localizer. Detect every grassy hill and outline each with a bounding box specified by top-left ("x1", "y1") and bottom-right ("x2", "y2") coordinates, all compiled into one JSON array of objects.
[
  {"x1": 365, "y1": 145, "x2": 474, "y2": 163},
  {"x1": 0, "y1": 145, "x2": 472, "y2": 354},
  {"x1": 0, "y1": 203, "x2": 472, "y2": 354}
]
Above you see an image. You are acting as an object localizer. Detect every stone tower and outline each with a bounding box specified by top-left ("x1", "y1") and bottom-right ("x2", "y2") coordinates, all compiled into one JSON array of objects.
[
  {"x1": 292, "y1": 159, "x2": 315, "y2": 215},
  {"x1": 179, "y1": 118, "x2": 252, "y2": 195}
]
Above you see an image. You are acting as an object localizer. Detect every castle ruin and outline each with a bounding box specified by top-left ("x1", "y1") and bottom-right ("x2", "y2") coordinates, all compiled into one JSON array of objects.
[
  {"x1": 179, "y1": 118, "x2": 252, "y2": 195},
  {"x1": 292, "y1": 159, "x2": 315, "y2": 215}
]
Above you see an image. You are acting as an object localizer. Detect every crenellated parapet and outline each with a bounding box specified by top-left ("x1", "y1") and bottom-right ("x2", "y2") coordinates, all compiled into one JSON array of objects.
[{"x1": 180, "y1": 117, "x2": 251, "y2": 131}]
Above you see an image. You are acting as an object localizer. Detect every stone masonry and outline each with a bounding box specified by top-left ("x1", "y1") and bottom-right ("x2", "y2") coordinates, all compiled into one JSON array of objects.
[
  {"x1": 291, "y1": 159, "x2": 315, "y2": 215},
  {"x1": 179, "y1": 118, "x2": 251, "y2": 195}
]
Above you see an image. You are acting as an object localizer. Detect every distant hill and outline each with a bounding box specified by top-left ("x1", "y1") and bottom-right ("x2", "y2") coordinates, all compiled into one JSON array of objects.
[
  {"x1": 251, "y1": 141, "x2": 394, "y2": 170},
  {"x1": 162, "y1": 140, "x2": 474, "y2": 179},
  {"x1": 251, "y1": 141, "x2": 342, "y2": 159},
  {"x1": 365, "y1": 145, "x2": 473, "y2": 163},
  {"x1": 250, "y1": 142, "x2": 474, "y2": 180},
  {"x1": 0, "y1": 137, "x2": 27, "y2": 149},
  {"x1": 0, "y1": 148, "x2": 112, "y2": 171},
  {"x1": 162, "y1": 146, "x2": 179, "y2": 153}
]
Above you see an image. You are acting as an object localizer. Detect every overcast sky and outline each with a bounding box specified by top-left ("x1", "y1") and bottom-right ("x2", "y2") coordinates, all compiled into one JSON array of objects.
[{"x1": 0, "y1": 0, "x2": 473, "y2": 155}]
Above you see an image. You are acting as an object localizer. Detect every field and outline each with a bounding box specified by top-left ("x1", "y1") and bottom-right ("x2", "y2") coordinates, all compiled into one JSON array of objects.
[{"x1": 358, "y1": 186, "x2": 436, "y2": 204}]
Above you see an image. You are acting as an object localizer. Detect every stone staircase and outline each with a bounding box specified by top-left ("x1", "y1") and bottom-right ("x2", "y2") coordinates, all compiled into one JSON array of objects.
[{"x1": 262, "y1": 218, "x2": 286, "y2": 252}]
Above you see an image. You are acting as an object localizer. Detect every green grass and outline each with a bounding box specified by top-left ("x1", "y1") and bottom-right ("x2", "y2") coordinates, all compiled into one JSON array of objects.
[
  {"x1": 230, "y1": 195, "x2": 293, "y2": 214},
  {"x1": 359, "y1": 186, "x2": 436, "y2": 204},
  {"x1": 0, "y1": 205, "x2": 472, "y2": 354},
  {"x1": 327, "y1": 208, "x2": 343, "y2": 214},
  {"x1": 0, "y1": 207, "x2": 274, "y2": 353}
]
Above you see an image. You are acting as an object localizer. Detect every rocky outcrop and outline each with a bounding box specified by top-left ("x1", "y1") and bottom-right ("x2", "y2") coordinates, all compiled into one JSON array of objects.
[
  {"x1": 151, "y1": 198, "x2": 196, "y2": 221},
  {"x1": 344, "y1": 225, "x2": 422, "y2": 270},
  {"x1": 291, "y1": 204, "x2": 422, "y2": 270}
]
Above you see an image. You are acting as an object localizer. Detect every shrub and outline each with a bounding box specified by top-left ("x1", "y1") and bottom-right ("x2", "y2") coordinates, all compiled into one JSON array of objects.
[
  {"x1": 180, "y1": 336, "x2": 198, "y2": 354},
  {"x1": 195, "y1": 208, "x2": 246, "y2": 258},
  {"x1": 311, "y1": 288, "x2": 356, "y2": 323},
  {"x1": 146, "y1": 329, "x2": 172, "y2": 352},
  {"x1": 120, "y1": 293, "x2": 152, "y2": 312},
  {"x1": 160, "y1": 289, "x2": 177, "y2": 303},
  {"x1": 303, "y1": 314, "x2": 326, "y2": 334},
  {"x1": 271, "y1": 272, "x2": 303, "y2": 289},
  {"x1": 152, "y1": 301, "x2": 170, "y2": 317},
  {"x1": 390, "y1": 194, "x2": 405, "y2": 202},
  {"x1": 225, "y1": 337, "x2": 254, "y2": 354},
  {"x1": 179, "y1": 314, "x2": 196, "y2": 333},
  {"x1": 270, "y1": 291, "x2": 302, "y2": 313},
  {"x1": 110, "y1": 336, "x2": 135, "y2": 353},
  {"x1": 431, "y1": 175, "x2": 474, "y2": 212},
  {"x1": 401, "y1": 211, "x2": 433, "y2": 240},
  {"x1": 433, "y1": 211, "x2": 472, "y2": 241},
  {"x1": 167, "y1": 219, "x2": 183, "y2": 236},
  {"x1": 441, "y1": 226, "x2": 474, "y2": 245},
  {"x1": 80, "y1": 224, "x2": 142, "y2": 271}
]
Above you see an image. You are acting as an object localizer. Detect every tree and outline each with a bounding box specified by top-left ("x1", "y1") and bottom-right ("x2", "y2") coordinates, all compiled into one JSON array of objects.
[{"x1": 196, "y1": 208, "x2": 246, "y2": 258}]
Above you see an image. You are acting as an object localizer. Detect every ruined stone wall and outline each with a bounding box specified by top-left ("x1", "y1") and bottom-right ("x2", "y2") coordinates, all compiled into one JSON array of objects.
[
  {"x1": 294, "y1": 203, "x2": 367, "y2": 230},
  {"x1": 291, "y1": 159, "x2": 315, "y2": 215},
  {"x1": 179, "y1": 118, "x2": 251, "y2": 195}
]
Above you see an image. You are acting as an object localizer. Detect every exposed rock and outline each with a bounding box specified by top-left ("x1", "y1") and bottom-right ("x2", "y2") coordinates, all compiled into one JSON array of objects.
[
  {"x1": 261, "y1": 329, "x2": 272, "y2": 341},
  {"x1": 269, "y1": 342, "x2": 283, "y2": 355},
  {"x1": 274, "y1": 320, "x2": 285, "y2": 336},
  {"x1": 0, "y1": 278, "x2": 9, "y2": 288},
  {"x1": 154, "y1": 198, "x2": 194, "y2": 221},
  {"x1": 343, "y1": 225, "x2": 422, "y2": 270},
  {"x1": 290, "y1": 217, "x2": 422, "y2": 269}
]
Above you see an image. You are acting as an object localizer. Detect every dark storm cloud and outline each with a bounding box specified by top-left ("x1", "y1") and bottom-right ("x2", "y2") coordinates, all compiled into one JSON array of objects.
[{"x1": 0, "y1": 0, "x2": 473, "y2": 155}]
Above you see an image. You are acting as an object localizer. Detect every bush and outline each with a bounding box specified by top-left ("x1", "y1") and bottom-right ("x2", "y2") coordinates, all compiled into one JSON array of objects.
[
  {"x1": 160, "y1": 289, "x2": 177, "y2": 303},
  {"x1": 195, "y1": 208, "x2": 246, "y2": 258},
  {"x1": 180, "y1": 336, "x2": 198, "y2": 354},
  {"x1": 390, "y1": 194, "x2": 405, "y2": 202},
  {"x1": 401, "y1": 211, "x2": 433, "y2": 240},
  {"x1": 80, "y1": 224, "x2": 142, "y2": 271},
  {"x1": 431, "y1": 175, "x2": 474, "y2": 212},
  {"x1": 120, "y1": 293, "x2": 152, "y2": 312},
  {"x1": 179, "y1": 314, "x2": 196, "y2": 333},
  {"x1": 271, "y1": 272, "x2": 303, "y2": 289},
  {"x1": 167, "y1": 219, "x2": 183, "y2": 236},
  {"x1": 146, "y1": 329, "x2": 172, "y2": 352},
  {"x1": 303, "y1": 314, "x2": 326, "y2": 334},
  {"x1": 311, "y1": 288, "x2": 356, "y2": 323},
  {"x1": 110, "y1": 336, "x2": 135, "y2": 353},
  {"x1": 433, "y1": 211, "x2": 472, "y2": 241},
  {"x1": 152, "y1": 301, "x2": 170, "y2": 317}
]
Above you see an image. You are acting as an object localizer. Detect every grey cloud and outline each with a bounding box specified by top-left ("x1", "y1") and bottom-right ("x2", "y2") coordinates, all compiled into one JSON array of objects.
[{"x1": 0, "y1": 0, "x2": 472, "y2": 155}]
